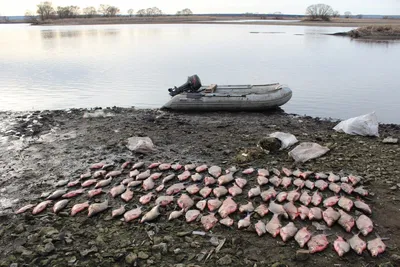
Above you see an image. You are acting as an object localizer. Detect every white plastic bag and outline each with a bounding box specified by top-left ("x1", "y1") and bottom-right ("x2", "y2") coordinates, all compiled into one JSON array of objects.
[
  {"x1": 333, "y1": 112, "x2": 379, "y2": 137},
  {"x1": 269, "y1": 132, "x2": 298, "y2": 150},
  {"x1": 126, "y1": 137, "x2": 155, "y2": 154},
  {"x1": 288, "y1": 142, "x2": 330, "y2": 163}
]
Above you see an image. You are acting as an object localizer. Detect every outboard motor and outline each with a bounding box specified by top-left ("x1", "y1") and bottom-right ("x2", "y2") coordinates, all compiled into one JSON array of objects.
[{"x1": 168, "y1": 75, "x2": 202, "y2": 97}]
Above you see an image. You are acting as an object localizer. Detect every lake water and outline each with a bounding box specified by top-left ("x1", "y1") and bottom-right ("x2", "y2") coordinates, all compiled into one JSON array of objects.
[{"x1": 1, "y1": 23, "x2": 400, "y2": 123}]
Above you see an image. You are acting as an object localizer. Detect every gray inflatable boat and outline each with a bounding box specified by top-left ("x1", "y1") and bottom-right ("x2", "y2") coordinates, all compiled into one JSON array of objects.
[{"x1": 162, "y1": 83, "x2": 292, "y2": 111}]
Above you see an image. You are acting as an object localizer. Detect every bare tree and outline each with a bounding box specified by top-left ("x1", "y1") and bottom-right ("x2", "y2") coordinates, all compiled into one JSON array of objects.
[
  {"x1": 151, "y1": 7, "x2": 163, "y2": 16},
  {"x1": 56, "y1": 6, "x2": 80, "y2": 19},
  {"x1": 107, "y1": 6, "x2": 120, "y2": 17},
  {"x1": 25, "y1": 10, "x2": 38, "y2": 23},
  {"x1": 99, "y1": 4, "x2": 110, "y2": 16},
  {"x1": 181, "y1": 8, "x2": 193, "y2": 16},
  {"x1": 137, "y1": 9, "x2": 146, "y2": 16},
  {"x1": 332, "y1": 10, "x2": 340, "y2": 18},
  {"x1": 128, "y1": 9, "x2": 134, "y2": 17},
  {"x1": 37, "y1": 1, "x2": 55, "y2": 20},
  {"x1": 273, "y1": 11, "x2": 282, "y2": 19},
  {"x1": 83, "y1": 7, "x2": 97, "y2": 18},
  {"x1": 306, "y1": 4, "x2": 334, "y2": 21},
  {"x1": 176, "y1": 11, "x2": 182, "y2": 16},
  {"x1": 344, "y1": 11, "x2": 352, "y2": 18}
]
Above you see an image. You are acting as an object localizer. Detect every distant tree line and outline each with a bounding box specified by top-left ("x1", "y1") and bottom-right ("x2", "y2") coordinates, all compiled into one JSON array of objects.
[{"x1": 305, "y1": 3, "x2": 361, "y2": 21}]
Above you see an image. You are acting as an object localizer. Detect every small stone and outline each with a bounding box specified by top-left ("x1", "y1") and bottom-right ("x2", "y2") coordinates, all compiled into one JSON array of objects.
[
  {"x1": 295, "y1": 250, "x2": 310, "y2": 261},
  {"x1": 217, "y1": 255, "x2": 232, "y2": 265},
  {"x1": 174, "y1": 248, "x2": 182, "y2": 255},
  {"x1": 271, "y1": 263, "x2": 288, "y2": 267},
  {"x1": 44, "y1": 242, "x2": 55, "y2": 254},
  {"x1": 125, "y1": 253, "x2": 137, "y2": 265},
  {"x1": 153, "y1": 236, "x2": 163, "y2": 245},
  {"x1": 163, "y1": 235, "x2": 174, "y2": 243},
  {"x1": 10, "y1": 263, "x2": 18, "y2": 267},
  {"x1": 391, "y1": 254, "x2": 400, "y2": 262},
  {"x1": 184, "y1": 236, "x2": 193, "y2": 243},
  {"x1": 15, "y1": 224, "x2": 25, "y2": 234},
  {"x1": 390, "y1": 186, "x2": 397, "y2": 190},
  {"x1": 152, "y1": 243, "x2": 168, "y2": 254},
  {"x1": 137, "y1": 251, "x2": 149, "y2": 260},
  {"x1": 379, "y1": 262, "x2": 394, "y2": 267},
  {"x1": 67, "y1": 256, "x2": 76, "y2": 265},
  {"x1": 39, "y1": 227, "x2": 59, "y2": 237},
  {"x1": 176, "y1": 231, "x2": 191, "y2": 237},
  {"x1": 383, "y1": 137, "x2": 398, "y2": 144},
  {"x1": 209, "y1": 237, "x2": 219, "y2": 246}
]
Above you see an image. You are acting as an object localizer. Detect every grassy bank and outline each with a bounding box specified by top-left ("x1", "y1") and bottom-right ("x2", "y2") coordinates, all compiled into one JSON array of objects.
[{"x1": 347, "y1": 25, "x2": 400, "y2": 39}]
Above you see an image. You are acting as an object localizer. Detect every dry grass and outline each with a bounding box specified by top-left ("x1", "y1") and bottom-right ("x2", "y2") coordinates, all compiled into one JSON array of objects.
[{"x1": 348, "y1": 25, "x2": 400, "y2": 38}]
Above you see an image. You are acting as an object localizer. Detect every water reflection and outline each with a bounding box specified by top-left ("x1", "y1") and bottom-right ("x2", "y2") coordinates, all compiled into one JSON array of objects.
[
  {"x1": 59, "y1": 30, "x2": 82, "y2": 38},
  {"x1": 41, "y1": 30, "x2": 57, "y2": 39},
  {"x1": 352, "y1": 38, "x2": 400, "y2": 47}
]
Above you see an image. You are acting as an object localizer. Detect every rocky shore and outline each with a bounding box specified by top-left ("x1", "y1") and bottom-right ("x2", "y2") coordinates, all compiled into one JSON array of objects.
[{"x1": 0, "y1": 108, "x2": 399, "y2": 267}]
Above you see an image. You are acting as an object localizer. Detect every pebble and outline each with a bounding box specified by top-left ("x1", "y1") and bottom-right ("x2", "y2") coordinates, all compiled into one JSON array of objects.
[
  {"x1": 391, "y1": 254, "x2": 400, "y2": 262},
  {"x1": 10, "y1": 264, "x2": 18, "y2": 267},
  {"x1": 217, "y1": 255, "x2": 233, "y2": 265},
  {"x1": 163, "y1": 235, "x2": 174, "y2": 243},
  {"x1": 152, "y1": 243, "x2": 168, "y2": 254},
  {"x1": 15, "y1": 223, "x2": 25, "y2": 234},
  {"x1": 138, "y1": 251, "x2": 149, "y2": 259},
  {"x1": 295, "y1": 249, "x2": 310, "y2": 261},
  {"x1": 382, "y1": 137, "x2": 398, "y2": 144},
  {"x1": 125, "y1": 252, "x2": 137, "y2": 265}
]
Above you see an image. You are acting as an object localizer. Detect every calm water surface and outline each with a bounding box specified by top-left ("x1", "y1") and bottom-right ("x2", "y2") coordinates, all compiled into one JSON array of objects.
[{"x1": 1, "y1": 23, "x2": 399, "y2": 123}]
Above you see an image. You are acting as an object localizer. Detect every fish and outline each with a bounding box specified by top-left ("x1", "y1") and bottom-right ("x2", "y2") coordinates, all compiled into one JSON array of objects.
[
  {"x1": 235, "y1": 178, "x2": 247, "y2": 189},
  {"x1": 248, "y1": 186, "x2": 261, "y2": 198},
  {"x1": 55, "y1": 179, "x2": 69, "y2": 187},
  {"x1": 323, "y1": 196, "x2": 340, "y2": 207},
  {"x1": 356, "y1": 215, "x2": 373, "y2": 236},
  {"x1": 276, "y1": 192, "x2": 288, "y2": 202},
  {"x1": 121, "y1": 161, "x2": 132, "y2": 169},
  {"x1": 121, "y1": 187, "x2": 134, "y2": 202},
  {"x1": 71, "y1": 201, "x2": 89, "y2": 216},
  {"x1": 90, "y1": 162, "x2": 104, "y2": 169},
  {"x1": 218, "y1": 197, "x2": 237, "y2": 218},
  {"x1": 82, "y1": 179, "x2": 97, "y2": 188},
  {"x1": 204, "y1": 176, "x2": 217, "y2": 186},
  {"x1": 196, "y1": 200, "x2": 207, "y2": 211},
  {"x1": 341, "y1": 183, "x2": 354, "y2": 194},
  {"x1": 88, "y1": 188, "x2": 103, "y2": 198},
  {"x1": 93, "y1": 170, "x2": 107, "y2": 178},
  {"x1": 334, "y1": 236, "x2": 351, "y2": 257},
  {"x1": 105, "y1": 170, "x2": 122, "y2": 178},
  {"x1": 304, "y1": 180, "x2": 315, "y2": 190},
  {"x1": 185, "y1": 209, "x2": 201, "y2": 223},
  {"x1": 155, "y1": 195, "x2": 174, "y2": 206},
  {"x1": 201, "y1": 213, "x2": 218, "y2": 231},
  {"x1": 354, "y1": 199, "x2": 372, "y2": 214},
  {"x1": 141, "y1": 205, "x2": 161, "y2": 223},
  {"x1": 328, "y1": 172, "x2": 340, "y2": 183},
  {"x1": 257, "y1": 176, "x2": 269, "y2": 186},
  {"x1": 354, "y1": 186, "x2": 369, "y2": 197},
  {"x1": 308, "y1": 234, "x2": 329, "y2": 253},
  {"x1": 329, "y1": 183, "x2": 341, "y2": 194},
  {"x1": 177, "y1": 194, "x2": 194, "y2": 211},
  {"x1": 298, "y1": 205, "x2": 310, "y2": 220},
  {"x1": 280, "y1": 222, "x2": 298, "y2": 242},
  {"x1": 53, "y1": 199, "x2": 69, "y2": 213},
  {"x1": 269, "y1": 176, "x2": 282, "y2": 187},
  {"x1": 140, "y1": 192, "x2": 155, "y2": 205},
  {"x1": 338, "y1": 196, "x2": 353, "y2": 212},
  {"x1": 269, "y1": 201, "x2": 288, "y2": 219},
  {"x1": 338, "y1": 209, "x2": 355, "y2": 232},
  {"x1": 281, "y1": 177, "x2": 292, "y2": 189},
  {"x1": 186, "y1": 184, "x2": 201, "y2": 195},
  {"x1": 136, "y1": 170, "x2": 151, "y2": 180},
  {"x1": 348, "y1": 233, "x2": 366, "y2": 255},
  {"x1": 171, "y1": 163, "x2": 183, "y2": 171},
  {"x1": 199, "y1": 186, "x2": 213, "y2": 198},
  {"x1": 88, "y1": 200, "x2": 109, "y2": 217},
  {"x1": 322, "y1": 207, "x2": 340, "y2": 227},
  {"x1": 150, "y1": 172, "x2": 163, "y2": 180},
  {"x1": 208, "y1": 199, "x2": 222, "y2": 212},
  {"x1": 148, "y1": 162, "x2": 161, "y2": 169},
  {"x1": 242, "y1": 168, "x2": 255, "y2": 174},
  {"x1": 131, "y1": 161, "x2": 144, "y2": 170},
  {"x1": 67, "y1": 179, "x2": 81, "y2": 187},
  {"x1": 300, "y1": 171, "x2": 312, "y2": 179},
  {"x1": 299, "y1": 191, "x2": 311, "y2": 206},
  {"x1": 283, "y1": 202, "x2": 299, "y2": 220},
  {"x1": 46, "y1": 189, "x2": 68, "y2": 200},
  {"x1": 292, "y1": 169, "x2": 302, "y2": 177},
  {"x1": 166, "y1": 183, "x2": 185, "y2": 195},
  {"x1": 239, "y1": 202, "x2": 255, "y2": 213},
  {"x1": 219, "y1": 217, "x2": 234, "y2": 227},
  {"x1": 208, "y1": 166, "x2": 222, "y2": 178},
  {"x1": 191, "y1": 173, "x2": 203, "y2": 182},
  {"x1": 255, "y1": 220, "x2": 267, "y2": 236},
  {"x1": 168, "y1": 209, "x2": 184, "y2": 221},
  {"x1": 311, "y1": 191, "x2": 322, "y2": 206},
  {"x1": 142, "y1": 177, "x2": 155, "y2": 191},
  {"x1": 286, "y1": 188, "x2": 300, "y2": 202},
  {"x1": 196, "y1": 164, "x2": 208, "y2": 173},
  {"x1": 110, "y1": 185, "x2": 126, "y2": 198},
  {"x1": 62, "y1": 189, "x2": 86, "y2": 199},
  {"x1": 258, "y1": 168, "x2": 269, "y2": 177},
  {"x1": 102, "y1": 163, "x2": 115, "y2": 171},
  {"x1": 293, "y1": 178, "x2": 305, "y2": 188},
  {"x1": 94, "y1": 177, "x2": 112, "y2": 189},
  {"x1": 295, "y1": 227, "x2": 312, "y2": 248},
  {"x1": 228, "y1": 184, "x2": 243, "y2": 197},
  {"x1": 161, "y1": 174, "x2": 176, "y2": 184},
  {"x1": 213, "y1": 186, "x2": 228, "y2": 198},
  {"x1": 124, "y1": 207, "x2": 142, "y2": 222},
  {"x1": 261, "y1": 187, "x2": 277, "y2": 202},
  {"x1": 315, "y1": 172, "x2": 328, "y2": 179},
  {"x1": 367, "y1": 236, "x2": 386, "y2": 257},
  {"x1": 308, "y1": 207, "x2": 323, "y2": 220},
  {"x1": 177, "y1": 171, "x2": 191, "y2": 181},
  {"x1": 266, "y1": 214, "x2": 281, "y2": 238},
  {"x1": 348, "y1": 175, "x2": 362, "y2": 186},
  {"x1": 184, "y1": 163, "x2": 196, "y2": 171},
  {"x1": 218, "y1": 173, "x2": 234, "y2": 185},
  {"x1": 238, "y1": 214, "x2": 251, "y2": 229},
  {"x1": 159, "y1": 163, "x2": 171, "y2": 171},
  {"x1": 129, "y1": 169, "x2": 140, "y2": 178},
  {"x1": 314, "y1": 180, "x2": 328, "y2": 191},
  {"x1": 127, "y1": 180, "x2": 142, "y2": 187},
  {"x1": 255, "y1": 204, "x2": 269, "y2": 217},
  {"x1": 112, "y1": 205, "x2": 126, "y2": 218},
  {"x1": 282, "y1": 168, "x2": 292, "y2": 177},
  {"x1": 15, "y1": 204, "x2": 35, "y2": 214},
  {"x1": 121, "y1": 178, "x2": 134, "y2": 185}
]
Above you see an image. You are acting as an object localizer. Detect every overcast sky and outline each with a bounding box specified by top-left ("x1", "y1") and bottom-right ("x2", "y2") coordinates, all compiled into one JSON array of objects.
[{"x1": 1, "y1": 0, "x2": 399, "y2": 16}]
